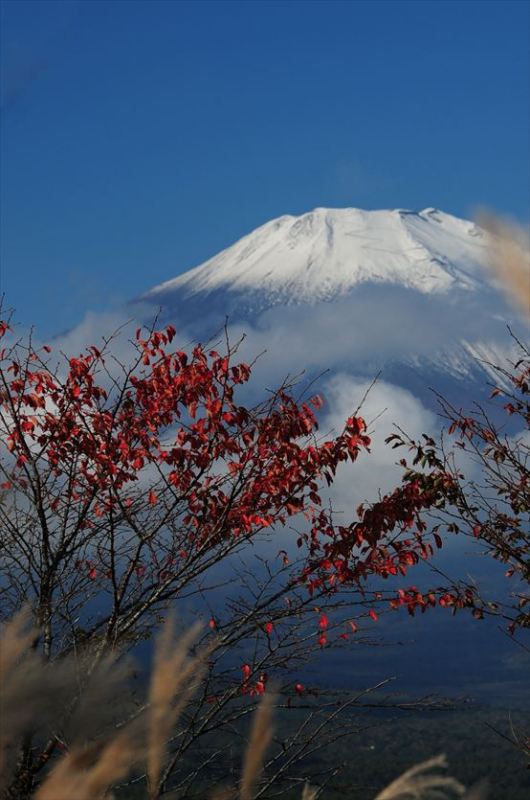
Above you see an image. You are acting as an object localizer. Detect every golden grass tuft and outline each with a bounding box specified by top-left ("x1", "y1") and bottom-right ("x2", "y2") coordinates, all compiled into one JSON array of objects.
[
  {"x1": 478, "y1": 212, "x2": 530, "y2": 317},
  {"x1": 0, "y1": 611, "x2": 209, "y2": 800},
  {"x1": 34, "y1": 732, "x2": 139, "y2": 800}
]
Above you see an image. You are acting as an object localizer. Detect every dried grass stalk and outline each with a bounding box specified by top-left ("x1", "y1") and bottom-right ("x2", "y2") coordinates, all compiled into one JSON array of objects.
[
  {"x1": 147, "y1": 617, "x2": 206, "y2": 798},
  {"x1": 239, "y1": 690, "x2": 275, "y2": 800},
  {"x1": 0, "y1": 608, "x2": 35, "y2": 681},
  {"x1": 374, "y1": 754, "x2": 465, "y2": 800},
  {"x1": 0, "y1": 609, "x2": 37, "y2": 774}
]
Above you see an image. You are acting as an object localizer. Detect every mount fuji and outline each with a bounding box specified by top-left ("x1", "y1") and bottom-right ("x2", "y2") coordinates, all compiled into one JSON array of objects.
[
  {"x1": 143, "y1": 206, "x2": 490, "y2": 312},
  {"x1": 137, "y1": 206, "x2": 518, "y2": 406}
]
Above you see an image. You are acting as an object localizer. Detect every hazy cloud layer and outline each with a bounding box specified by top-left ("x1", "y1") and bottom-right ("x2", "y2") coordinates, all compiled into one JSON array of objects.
[{"x1": 217, "y1": 283, "x2": 519, "y2": 389}]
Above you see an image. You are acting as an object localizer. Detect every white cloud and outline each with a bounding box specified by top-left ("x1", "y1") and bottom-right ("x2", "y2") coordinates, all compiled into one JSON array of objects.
[
  {"x1": 316, "y1": 373, "x2": 437, "y2": 516},
  {"x1": 52, "y1": 309, "x2": 135, "y2": 358}
]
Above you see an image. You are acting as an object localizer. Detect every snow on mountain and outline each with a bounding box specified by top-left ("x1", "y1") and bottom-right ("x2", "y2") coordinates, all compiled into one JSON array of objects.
[
  {"x1": 144, "y1": 207, "x2": 491, "y2": 314},
  {"x1": 137, "y1": 206, "x2": 519, "y2": 405}
]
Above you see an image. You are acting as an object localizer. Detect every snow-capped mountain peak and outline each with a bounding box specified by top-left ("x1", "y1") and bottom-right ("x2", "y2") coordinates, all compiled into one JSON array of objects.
[
  {"x1": 144, "y1": 206, "x2": 490, "y2": 313},
  {"x1": 136, "y1": 205, "x2": 520, "y2": 404}
]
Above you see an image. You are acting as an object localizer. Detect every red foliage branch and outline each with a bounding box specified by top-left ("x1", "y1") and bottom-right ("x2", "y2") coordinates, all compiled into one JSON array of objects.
[
  {"x1": 380, "y1": 340, "x2": 530, "y2": 630},
  {"x1": 0, "y1": 318, "x2": 452, "y2": 623}
]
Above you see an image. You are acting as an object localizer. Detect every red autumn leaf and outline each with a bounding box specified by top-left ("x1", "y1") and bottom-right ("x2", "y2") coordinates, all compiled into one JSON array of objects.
[
  {"x1": 0, "y1": 321, "x2": 11, "y2": 338},
  {"x1": 310, "y1": 394, "x2": 324, "y2": 410}
]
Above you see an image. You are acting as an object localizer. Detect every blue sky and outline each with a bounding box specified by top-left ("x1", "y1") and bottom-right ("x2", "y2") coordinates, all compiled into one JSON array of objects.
[{"x1": 1, "y1": 0, "x2": 529, "y2": 334}]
